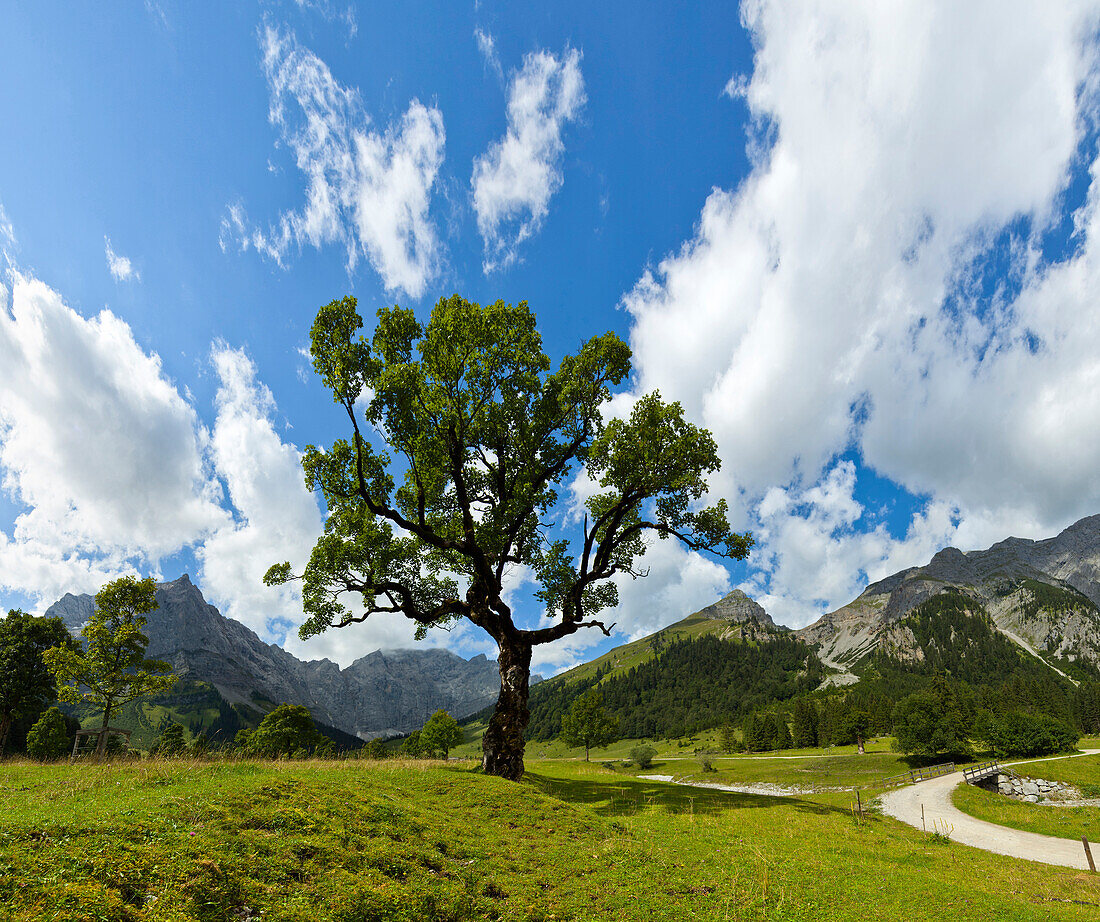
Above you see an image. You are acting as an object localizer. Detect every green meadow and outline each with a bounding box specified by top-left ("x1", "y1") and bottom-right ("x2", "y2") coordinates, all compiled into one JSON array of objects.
[{"x1": 3, "y1": 754, "x2": 1100, "y2": 921}]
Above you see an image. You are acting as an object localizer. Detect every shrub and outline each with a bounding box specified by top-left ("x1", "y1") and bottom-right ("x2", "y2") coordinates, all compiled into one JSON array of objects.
[
  {"x1": 25, "y1": 707, "x2": 70, "y2": 760},
  {"x1": 630, "y1": 744, "x2": 657, "y2": 769},
  {"x1": 699, "y1": 756, "x2": 715, "y2": 773},
  {"x1": 152, "y1": 722, "x2": 186, "y2": 757}
]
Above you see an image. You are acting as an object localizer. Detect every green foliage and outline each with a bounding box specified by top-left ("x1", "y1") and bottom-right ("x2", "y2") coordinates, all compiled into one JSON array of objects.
[
  {"x1": 980, "y1": 710, "x2": 1079, "y2": 757},
  {"x1": 0, "y1": 609, "x2": 72, "y2": 755},
  {"x1": 42, "y1": 576, "x2": 176, "y2": 747},
  {"x1": 629, "y1": 744, "x2": 657, "y2": 769},
  {"x1": 25, "y1": 707, "x2": 70, "y2": 760},
  {"x1": 719, "y1": 722, "x2": 741, "y2": 754},
  {"x1": 419, "y1": 709, "x2": 462, "y2": 758},
  {"x1": 892, "y1": 678, "x2": 973, "y2": 758},
  {"x1": 242, "y1": 704, "x2": 329, "y2": 758},
  {"x1": 267, "y1": 294, "x2": 751, "y2": 777},
  {"x1": 1074, "y1": 680, "x2": 1100, "y2": 734},
  {"x1": 559, "y1": 689, "x2": 618, "y2": 760},
  {"x1": 400, "y1": 729, "x2": 424, "y2": 757},
  {"x1": 361, "y1": 738, "x2": 390, "y2": 759},
  {"x1": 791, "y1": 698, "x2": 819, "y2": 747},
  {"x1": 527, "y1": 633, "x2": 822, "y2": 742},
  {"x1": 154, "y1": 721, "x2": 186, "y2": 756},
  {"x1": 741, "y1": 709, "x2": 795, "y2": 752}
]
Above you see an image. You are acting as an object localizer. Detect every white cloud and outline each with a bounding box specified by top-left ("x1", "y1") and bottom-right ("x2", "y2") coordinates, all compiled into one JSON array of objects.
[
  {"x1": 228, "y1": 24, "x2": 446, "y2": 298},
  {"x1": 293, "y1": 0, "x2": 357, "y2": 40},
  {"x1": 623, "y1": 0, "x2": 1100, "y2": 623},
  {"x1": 0, "y1": 205, "x2": 17, "y2": 267},
  {"x1": 472, "y1": 46, "x2": 585, "y2": 271},
  {"x1": 0, "y1": 272, "x2": 227, "y2": 605},
  {"x1": 104, "y1": 237, "x2": 140, "y2": 282},
  {"x1": 474, "y1": 27, "x2": 503, "y2": 82},
  {"x1": 196, "y1": 344, "x2": 324, "y2": 640}
]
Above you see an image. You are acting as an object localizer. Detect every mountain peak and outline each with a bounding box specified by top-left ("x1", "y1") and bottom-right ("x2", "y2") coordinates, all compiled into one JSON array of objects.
[{"x1": 694, "y1": 589, "x2": 779, "y2": 632}]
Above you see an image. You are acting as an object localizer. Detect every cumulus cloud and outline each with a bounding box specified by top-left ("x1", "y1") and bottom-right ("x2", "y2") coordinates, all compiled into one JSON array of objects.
[
  {"x1": 195, "y1": 344, "x2": 324, "y2": 640},
  {"x1": 472, "y1": 46, "x2": 585, "y2": 271},
  {"x1": 104, "y1": 237, "x2": 140, "y2": 282},
  {"x1": 229, "y1": 24, "x2": 446, "y2": 298},
  {"x1": 0, "y1": 272, "x2": 227, "y2": 604},
  {"x1": 623, "y1": 0, "x2": 1100, "y2": 626}
]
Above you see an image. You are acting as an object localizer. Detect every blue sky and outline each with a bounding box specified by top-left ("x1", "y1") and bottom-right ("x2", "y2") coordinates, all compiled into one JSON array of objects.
[{"x1": 3, "y1": 2, "x2": 1100, "y2": 673}]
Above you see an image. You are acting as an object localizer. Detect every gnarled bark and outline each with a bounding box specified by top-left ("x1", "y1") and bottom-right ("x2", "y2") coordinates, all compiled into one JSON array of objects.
[{"x1": 481, "y1": 639, "x2": 532, "y2": 780}]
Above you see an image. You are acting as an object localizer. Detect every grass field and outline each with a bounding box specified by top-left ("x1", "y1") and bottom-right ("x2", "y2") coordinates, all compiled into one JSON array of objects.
[
  {"x1": 3, "y1": 755, "x2": 1100, "y2": 920},
  {"x1": 951, "y1": 752, "x2": 1100, "y2": 843}
]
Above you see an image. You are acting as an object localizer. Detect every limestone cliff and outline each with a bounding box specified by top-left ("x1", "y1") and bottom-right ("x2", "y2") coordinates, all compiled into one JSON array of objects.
[
  {"x1": 796, "y1": 514, "x2": 1100, "y2": 681},
  {"x1": 46, "y1": 575, "x2": 504, "y2": 739}
]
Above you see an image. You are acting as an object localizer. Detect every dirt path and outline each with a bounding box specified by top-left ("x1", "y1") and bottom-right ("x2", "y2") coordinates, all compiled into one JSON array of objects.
[{"x1": 879, "y1": 750, "x2": 1100, "y2": 870}]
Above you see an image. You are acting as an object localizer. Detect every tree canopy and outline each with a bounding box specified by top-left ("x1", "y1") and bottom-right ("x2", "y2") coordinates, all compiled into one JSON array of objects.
[
  {"x1": 419, "y1": 709, "x2": 462, "y2": 758},
  {"x1": 43, "y1": 576, "x2": 176, "y2": 756},
  {"x1": 241, "y1": 704, "x2": 329, "y2": 758},
  {"x1": 0, "y1": 609, "x2": 72, "y2": 756},
  {"x1": 268, "y1": 294, "x2": 751, "y2": 779},
  {"x1": 559, "y1": 688, "x2": 618, "y2": 761}
]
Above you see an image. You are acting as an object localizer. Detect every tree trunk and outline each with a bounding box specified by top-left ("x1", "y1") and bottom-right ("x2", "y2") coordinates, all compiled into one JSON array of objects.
[
  {"x1": 95, "y1": 705, "x2": 112, "y2": 760},
  {"x1": 481, "y1": 638, "x2": 532, "y2": 780},
  {"x1": 0, "y1": 712, "x2": 11, "y2": 758}
]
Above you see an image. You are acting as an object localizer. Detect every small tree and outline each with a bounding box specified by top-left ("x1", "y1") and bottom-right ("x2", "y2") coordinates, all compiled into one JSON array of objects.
[
  {"x1": 43, "y1": 576, "x2": 176, "y2": 758},
  {"x1": 0, "y1": 610, "x2": 72, "y2": 756},
  {"x1": 153, "y1": 721, "x2": 186, "y2": 757},
  {"x1": 719, "y1": 722, "x2": 739, "y2": 754},
  {"x1": 266, "y1": 295, "x2": 752, "y2": 780},
  {"x1": 419, "y1": 709, "x2": 462, "y2": 758},
  {"x1": 630, "y1": 744, "x2": 657, "y2": 769},
  {"x1": 25, "y1": 706, "x2": 71, "y2": 760},
  {"x1": 245, "y1": 704, "x2": 326, "y2": 758},
  {"x1": 560, "y1": 689, "x2": 619, "y2": 761}
]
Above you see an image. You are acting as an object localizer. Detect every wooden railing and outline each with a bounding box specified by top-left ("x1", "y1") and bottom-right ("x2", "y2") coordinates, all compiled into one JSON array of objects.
[
  {"x1": 962, "y1": 760, "x2": 1001, "y2": 785},
  {"x1": 875, "y1": 761, "x2": 957, "y2": 790}
]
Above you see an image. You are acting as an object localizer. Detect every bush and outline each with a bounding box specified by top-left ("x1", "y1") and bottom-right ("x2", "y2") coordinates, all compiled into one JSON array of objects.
[
  {"x1": 699, "y1": 756, "x2": 715, "y2": 773},
  {"x1": 25, "y1": 707, "x2": 70, "y2": 760},
  {"x1": 630, "y1": 744, "x2": 657, "y2": 769},
  {"x1": 984, "y1": 711, "x2": 1078, "y2": 757},
  {"x1": 152, "y1": 722, "x2": 186, "y2": 757}
]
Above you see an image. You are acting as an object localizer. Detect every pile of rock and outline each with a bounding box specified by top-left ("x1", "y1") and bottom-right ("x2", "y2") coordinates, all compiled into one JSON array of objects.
[{"x1": 996, "y1": 774, "x2": 1073, "y2": 802}]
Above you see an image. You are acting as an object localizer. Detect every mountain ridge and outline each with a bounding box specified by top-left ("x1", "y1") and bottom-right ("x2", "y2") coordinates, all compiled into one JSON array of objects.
[{"x1": 46, "y1": 574, "x2": 504, "y2": 739}]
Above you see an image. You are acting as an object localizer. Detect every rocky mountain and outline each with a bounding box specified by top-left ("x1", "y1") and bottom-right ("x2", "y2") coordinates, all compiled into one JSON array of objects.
[
  {"x1": 797, "y1": 514, "x2": 1100, "y2": 683},
  {"x1": 694, "y1": 589, "x2": 784, "y2": 640},
  {"x1": 46, "y1": 575, "x2": 504, "y2": 739}
]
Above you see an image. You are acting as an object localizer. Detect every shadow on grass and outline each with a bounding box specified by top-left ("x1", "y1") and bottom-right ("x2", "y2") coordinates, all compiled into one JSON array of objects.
[{"x1": 525, "y1": 771, "x2": 849, "y2": 819}]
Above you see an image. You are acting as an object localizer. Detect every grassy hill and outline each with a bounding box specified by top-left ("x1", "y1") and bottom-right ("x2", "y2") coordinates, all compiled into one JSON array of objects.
[
  {"x1": 548, "y1": 613, "x2": 736, "y2": 686},
  {"x1": 2, "y1": 755, "x2": 1099, "y2": 920}
]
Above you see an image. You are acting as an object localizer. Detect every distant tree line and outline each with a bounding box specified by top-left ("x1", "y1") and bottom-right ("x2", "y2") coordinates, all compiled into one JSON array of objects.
[{"x1": 524, "y1": 633, "x2": 824, "y2": 742}]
